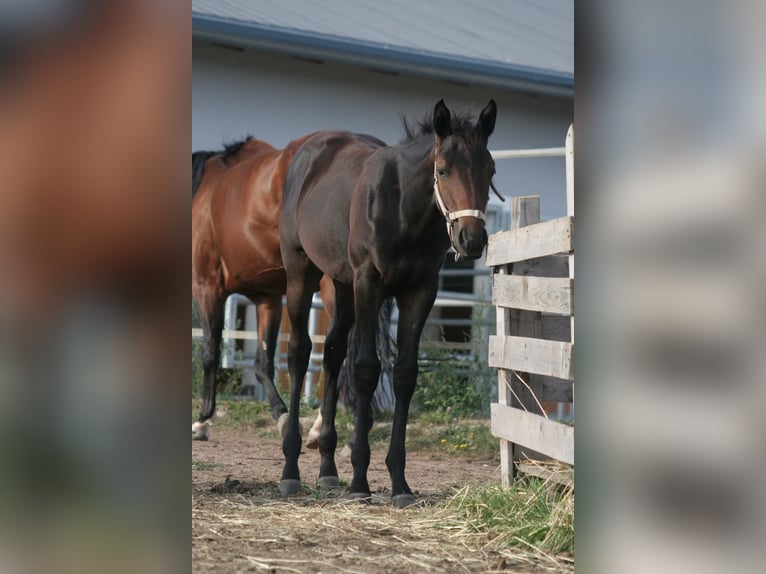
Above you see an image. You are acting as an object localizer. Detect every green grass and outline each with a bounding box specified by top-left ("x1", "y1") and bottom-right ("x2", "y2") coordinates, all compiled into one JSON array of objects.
[
  {"x1": 448, "y1": 477, "x2": 574, "y2": 556},
  {"x1": 192, "y1": 461, "x2": 220, "y2": 471}
]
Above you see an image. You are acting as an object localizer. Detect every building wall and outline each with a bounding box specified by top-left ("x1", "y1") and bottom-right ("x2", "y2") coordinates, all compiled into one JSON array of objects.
[{"x1": 192, "y1": 40, "x2": 573, "y2": 221}]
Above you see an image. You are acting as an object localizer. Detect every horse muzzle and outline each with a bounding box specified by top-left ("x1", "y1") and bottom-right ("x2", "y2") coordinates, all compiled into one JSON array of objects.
[{"x1": 454, "y1": 219, "x2": 487, "y2": 260}]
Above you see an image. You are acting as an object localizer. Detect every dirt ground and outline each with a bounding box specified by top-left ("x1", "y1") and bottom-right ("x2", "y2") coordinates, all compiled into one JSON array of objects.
[{"x1": 192, "y1": 424, "x2": 570, "y2": 573}]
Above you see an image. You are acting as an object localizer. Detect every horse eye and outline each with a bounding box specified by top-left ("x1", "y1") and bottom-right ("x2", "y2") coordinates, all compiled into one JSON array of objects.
[{"x1": 437, "y1": 168, "x2": 448, "y2": 178}]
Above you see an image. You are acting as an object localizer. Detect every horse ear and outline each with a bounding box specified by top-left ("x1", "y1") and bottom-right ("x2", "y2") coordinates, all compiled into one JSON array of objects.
[
  {"x1": 433, "y1": 99, "x2": 452, "y2": 140},
  {"x1": 477, "y1": 99, "x2": 497, "y2": 142}
]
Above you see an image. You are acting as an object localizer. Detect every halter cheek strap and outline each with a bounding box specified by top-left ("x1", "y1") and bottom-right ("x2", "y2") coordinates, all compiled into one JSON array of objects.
[{"x1": 432, "y1": 164, "x2": 486, "y2": 260}]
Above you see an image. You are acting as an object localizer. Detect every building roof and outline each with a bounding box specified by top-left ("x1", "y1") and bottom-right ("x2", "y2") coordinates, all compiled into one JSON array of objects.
[{"x1": 192, "y1": 0, "x2": 573, "y2": 97}]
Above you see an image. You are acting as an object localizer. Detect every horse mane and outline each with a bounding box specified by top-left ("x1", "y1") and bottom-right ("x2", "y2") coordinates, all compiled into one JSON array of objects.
[
  {"x1": 220, "y1": 135, "x2": 253, "y2": 165},
  {"x1": 192, "y1": 150, "x2": 217, "y2": 197},
  {"x1": 399, "y1": 108, "x2": 480, "y2": 147},
  {"x1": 191, "y1": 135, "x2": 254, "y2": 197}
]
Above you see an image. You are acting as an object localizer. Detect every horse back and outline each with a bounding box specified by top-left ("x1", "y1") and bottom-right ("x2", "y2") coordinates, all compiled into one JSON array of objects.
[
  {"x1": 193, "y1": 137, "x2": 307, "y2": 295},
  {"x1": 281, "y1": 131, "x2": 385, "y2": 283}
]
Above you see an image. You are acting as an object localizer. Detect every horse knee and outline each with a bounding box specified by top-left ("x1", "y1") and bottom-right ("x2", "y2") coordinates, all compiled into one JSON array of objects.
[
  {"x1": 355, "y1": 358, "x2": 381, "y2": 391},
  {"x1": 288, "y1": 333, "x2": 312, "y2": 366}
]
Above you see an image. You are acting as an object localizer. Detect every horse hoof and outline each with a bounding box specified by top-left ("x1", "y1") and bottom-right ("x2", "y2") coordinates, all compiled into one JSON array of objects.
[
  {"x1": 317, "y1": 476, "x2": 340, "y2": 490},
  {"x1": 339, "y1": 444, "x2": 352, "y2": 459},
  {"x1": 192, "y1": 421, "x2": 210, "y2": 441},
  {"x1": 279, "y1": 479, "x2": 303, "y2": 497},
  {"x1": 348, "y1": 492, "x2": 372, "y2": 504},
  {"x1": 277, "y1": 413, "x2": 289, "y2": 439},
  {"x1": 392, "y1": 494, "x2": 417, "y2": 508}
]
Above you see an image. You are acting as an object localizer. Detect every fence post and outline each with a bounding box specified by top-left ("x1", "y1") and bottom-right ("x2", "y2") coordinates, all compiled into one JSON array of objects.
[{"x1": 508, "y1": 197, "x2": 547, "y2": 467}]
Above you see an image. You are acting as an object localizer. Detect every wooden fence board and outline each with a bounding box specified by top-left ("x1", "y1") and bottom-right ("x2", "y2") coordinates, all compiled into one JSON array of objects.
[
  {"x1": 486, "y1": 216, "x2": 573, "y2": 266},
  {"x1": 493, "y1": 275, "x2": 573, "y2": 315},
  {"x1": 488, "y1": 335, "x2": 573, "y2": 380},
  {"x1": 491, "y1": 403, "x2": 574, "y2": 465}
]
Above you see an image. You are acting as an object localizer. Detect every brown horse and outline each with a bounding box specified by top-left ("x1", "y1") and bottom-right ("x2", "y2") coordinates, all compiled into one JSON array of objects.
[
  {"x1": 191, "y1": 135, "x2": 336, "y2": 440},
  {"x1": 278, "y1": 99, "x2": 497, "y2": 506}
]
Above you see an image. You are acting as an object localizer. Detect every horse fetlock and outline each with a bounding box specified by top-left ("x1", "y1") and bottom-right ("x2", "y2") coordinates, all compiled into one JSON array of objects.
[{"x1": 192, "y1": 420, "x2": 211, "y2": 441}]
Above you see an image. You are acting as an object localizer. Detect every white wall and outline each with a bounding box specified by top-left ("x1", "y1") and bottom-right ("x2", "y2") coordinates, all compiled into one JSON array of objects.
[{"x1": 192, "y1": 41, "x2": 573, "y2": 221}]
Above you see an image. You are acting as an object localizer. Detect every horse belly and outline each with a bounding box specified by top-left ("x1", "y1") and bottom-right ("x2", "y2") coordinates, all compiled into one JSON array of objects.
[{"x1": 296, "y1": 192, "x2": 354, "y2": 284}]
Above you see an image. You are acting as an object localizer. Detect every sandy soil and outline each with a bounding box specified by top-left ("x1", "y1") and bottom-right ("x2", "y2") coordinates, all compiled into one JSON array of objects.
[
  {"x1": 192, "y1": 427, "x2": 568, "y2": 573},
  {"x1": 192, "y1": 427, "x2": 500, "y2": 495}
]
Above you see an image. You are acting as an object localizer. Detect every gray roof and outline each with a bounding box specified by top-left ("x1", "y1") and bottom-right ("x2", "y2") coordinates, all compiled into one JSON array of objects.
[{"x1": 192, "y1": 0, "x2": 573, "y2": 97}]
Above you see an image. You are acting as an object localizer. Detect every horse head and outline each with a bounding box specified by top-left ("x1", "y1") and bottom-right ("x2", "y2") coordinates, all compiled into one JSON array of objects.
[{"x1": 431, "y1": 98, "x2": 497, "y2": 260}]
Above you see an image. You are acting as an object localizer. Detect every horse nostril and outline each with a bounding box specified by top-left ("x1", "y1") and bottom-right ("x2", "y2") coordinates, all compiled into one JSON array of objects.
[{"x1": 457, "y1": 225, "x2": 487, "y2": 252}]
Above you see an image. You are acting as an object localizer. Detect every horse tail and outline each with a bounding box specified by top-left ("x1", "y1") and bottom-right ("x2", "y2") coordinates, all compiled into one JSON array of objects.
[
  {"x1": 339, "y1": 297, "x2": 396, "y2": 414},
  {"x1": 192, "y1": 150, "x2": 217, "y2": 197}
]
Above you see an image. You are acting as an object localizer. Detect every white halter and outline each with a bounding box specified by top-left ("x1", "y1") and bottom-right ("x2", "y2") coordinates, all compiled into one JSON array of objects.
[{"x1": 432, "y1": 163, "x2": 486, "y2": 260}]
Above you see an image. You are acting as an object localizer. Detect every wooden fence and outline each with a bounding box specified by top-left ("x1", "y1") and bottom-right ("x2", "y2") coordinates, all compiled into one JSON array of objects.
[{"x1": 487, "y1": 125, "x2": 574, "y2": 486}]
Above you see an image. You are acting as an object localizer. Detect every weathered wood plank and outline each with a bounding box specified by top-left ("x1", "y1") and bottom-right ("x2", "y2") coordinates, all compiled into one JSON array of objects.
[
  {"x1": 488, "y1": 335, "x2": 573, "y2": 380},
  {"x1": 512, "y1": 195, "x2": 540, "y2": 231},
  {"x1": 493, "y1": 275, "x2": 573, "y2": 315},
  {"x1": 486, "y1": 216, "x2": 573, "y2": 266},
  {"x1": 508, "y1": 197, "x2": 547, "y2": 464},
  {"x1": 491, "y1": 403, "x2": 574, "y2": 465},
  {"x1": 518, "y1": 462, "x2": 574, "y2": 488}
]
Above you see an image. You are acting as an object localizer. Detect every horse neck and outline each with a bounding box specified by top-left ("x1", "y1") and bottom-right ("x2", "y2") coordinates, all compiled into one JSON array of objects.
[{"x1": 396, "y1": 139, "x2": 441, "y2": 237}]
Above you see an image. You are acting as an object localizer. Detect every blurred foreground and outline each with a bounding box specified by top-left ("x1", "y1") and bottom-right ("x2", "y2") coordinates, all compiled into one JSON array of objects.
[
  {"x1": 0, "y1": 1, "x2": 188, "y2": 573},
  {"x1": 579, "y1": 1, "x2": 766, "y2": 573}
]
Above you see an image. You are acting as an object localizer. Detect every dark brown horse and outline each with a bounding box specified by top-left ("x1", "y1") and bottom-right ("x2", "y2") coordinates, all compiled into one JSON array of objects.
[
  {"x1": 192, "y1": 135, "x2": 335, "y2": 440},
  {"x1": 279, "y1": 99, "x2": 497, "y2": 506}
]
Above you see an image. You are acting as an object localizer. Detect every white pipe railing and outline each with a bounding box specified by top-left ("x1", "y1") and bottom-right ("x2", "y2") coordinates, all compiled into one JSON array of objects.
[{"x1": 490, "y1": 147, "x2": 566, "y2": 159}]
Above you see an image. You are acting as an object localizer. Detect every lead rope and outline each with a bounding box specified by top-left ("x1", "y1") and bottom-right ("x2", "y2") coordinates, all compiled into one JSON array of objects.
[{"x1": 432, "y1": 163, "x2": 486, "y2": 262}]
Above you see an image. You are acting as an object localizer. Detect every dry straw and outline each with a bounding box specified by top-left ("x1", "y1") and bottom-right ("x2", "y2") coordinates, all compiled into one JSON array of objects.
[{"x1": 193, "y1": 477, "x2": 573, "y2": 574}]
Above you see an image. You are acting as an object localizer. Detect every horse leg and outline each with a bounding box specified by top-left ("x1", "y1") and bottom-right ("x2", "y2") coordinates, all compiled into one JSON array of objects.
[
  {"x1": 279, "y1": 260, "x2": 322, "y2": 496},
  {"x1": 251, "y1": 295, "x2": 289, "y2": 435},
  {"x1": 348, "y1": 267, "x2": 384, "y2": 500},
  {"x1": 307, "y1": 276, "x2": 335, "y2": 449},
  {"x1": 306, "y1": 411, "x2": 322, "y2": 449},
  {"x1": 192, "y1": 290, "x2": 225, "y2": 441},
  {"x1": 386, "y1": 281, "x2": 438, "y2": 507},
  {"x1": 317, "y1": 281, "x2": 355, "y2": 488}
]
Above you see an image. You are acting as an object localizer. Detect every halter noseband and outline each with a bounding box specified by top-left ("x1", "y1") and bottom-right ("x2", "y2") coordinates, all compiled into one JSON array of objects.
[{"x1": 432, "y1": 163, "x2": 486, "y2": 260}]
